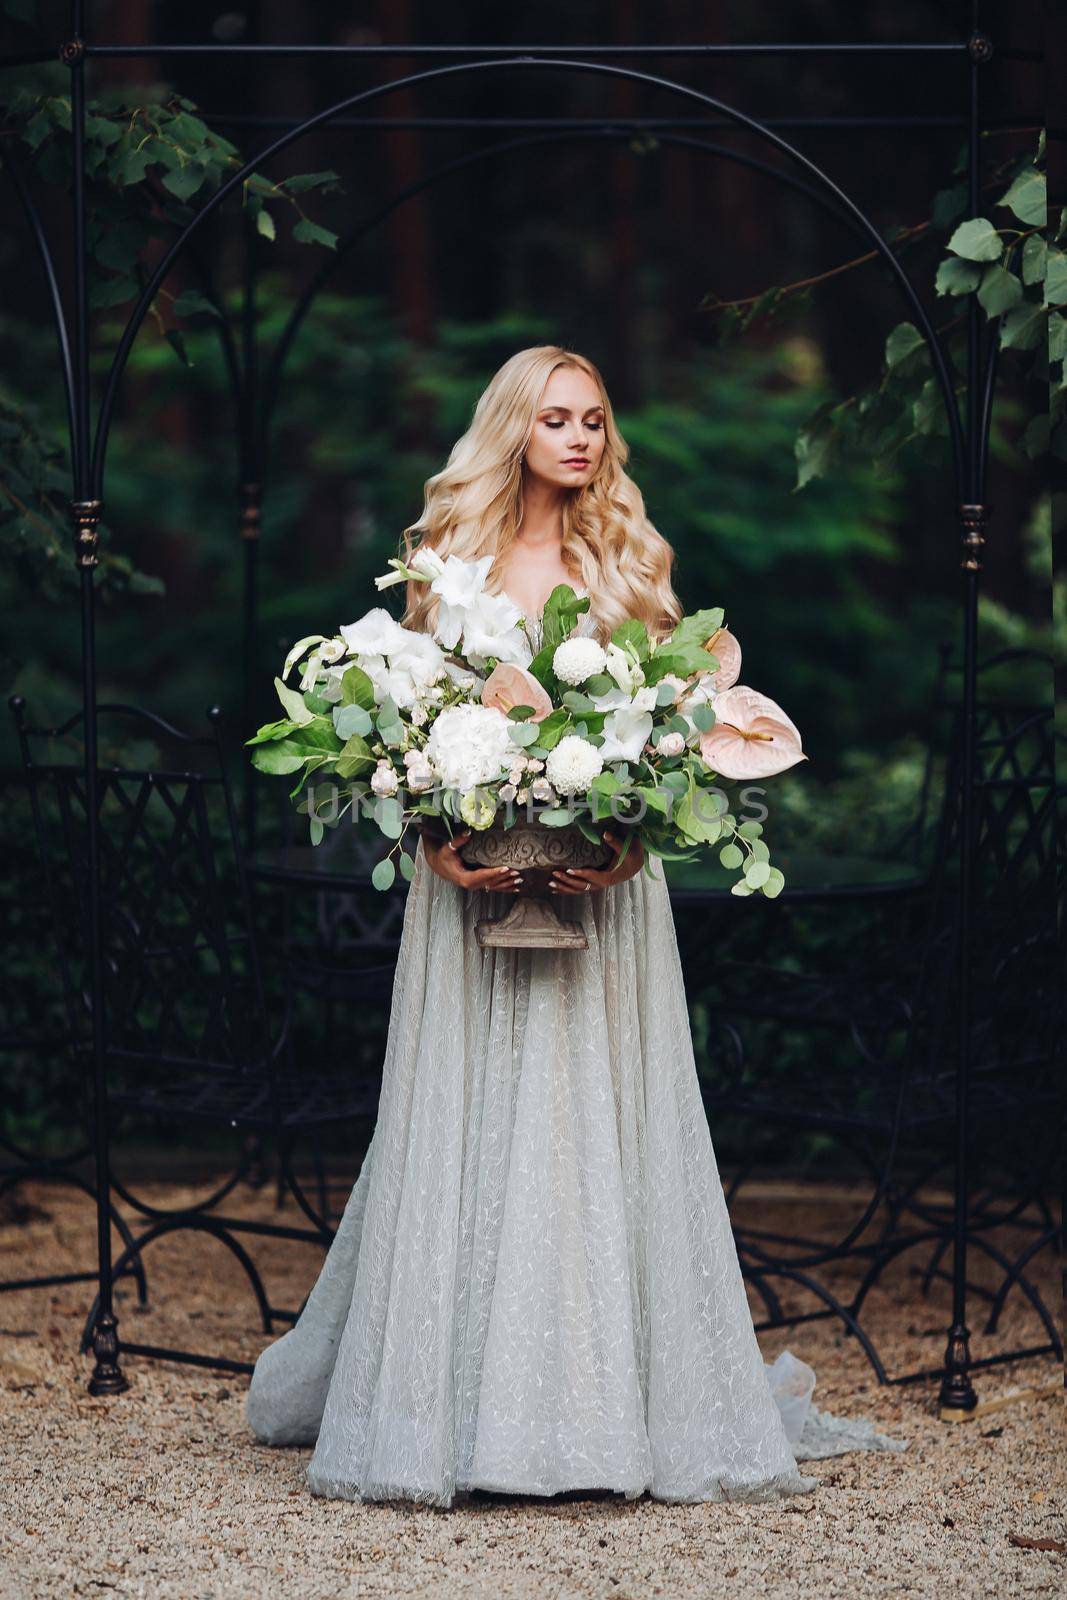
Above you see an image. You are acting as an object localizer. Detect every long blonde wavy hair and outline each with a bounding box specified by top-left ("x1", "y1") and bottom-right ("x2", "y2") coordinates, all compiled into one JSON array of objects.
[{"x1": 397, "y1": 345, "x2": 682, "y2": 647}]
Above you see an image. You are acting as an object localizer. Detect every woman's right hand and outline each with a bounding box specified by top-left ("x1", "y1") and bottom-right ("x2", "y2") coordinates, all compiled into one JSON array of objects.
[{"x1": 421, "y1": 828, "x2": 524, "y2": 893}]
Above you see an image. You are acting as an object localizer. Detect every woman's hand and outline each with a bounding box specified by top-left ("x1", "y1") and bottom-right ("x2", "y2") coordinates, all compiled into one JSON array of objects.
[
  {"x1": 549, "y1": 828, "x2": 644, "y2": 896},
  {"x1": 421, "y1": 828, "x2": 524, "y2": 893}
]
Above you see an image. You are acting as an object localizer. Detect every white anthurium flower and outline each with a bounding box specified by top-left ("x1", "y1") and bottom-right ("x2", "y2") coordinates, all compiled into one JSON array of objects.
[
  {"x1": 598, "y1": 705, "x2": 655, "y2": 764},
  {"x1": 429, "y1": 553, "x2": 495, "y2": 649},
  {"x1": 459, "y1": 591, "x2": 528, "y2": 669},
  {"x1": 339, "y1": 608, "x2": 409, "y2": 657}
]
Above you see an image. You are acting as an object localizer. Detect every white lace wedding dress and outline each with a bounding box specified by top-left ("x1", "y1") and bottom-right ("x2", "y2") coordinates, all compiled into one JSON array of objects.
[{"x1": 245, "y1": 593, "x2": 905, "y2": 1506}]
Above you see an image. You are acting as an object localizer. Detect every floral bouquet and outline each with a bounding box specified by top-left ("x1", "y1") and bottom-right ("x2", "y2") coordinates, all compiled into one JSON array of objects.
[{"x1": 246, "y1": 548, "x2": 805, "y2": 946}]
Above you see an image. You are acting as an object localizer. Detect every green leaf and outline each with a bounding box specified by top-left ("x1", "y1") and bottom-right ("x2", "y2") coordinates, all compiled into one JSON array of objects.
[
  {"x1": 335, "y1": 732, "x2": 374, "y2": 777},
  {"x1": 281, "y1": 170, "x2": 343, "y2": 194},
  {"x1": 744, "y1": 859, "x2": 771, "y2": 888},
  {"x1": 762, "y1": 867, "x2": 786, "y2": 898},
  {"x1": 249, "y1": 742, "x2": 306, "y2": 776},
  {"x1": 398, "y1": 849, "x2": 416, "y2": 882},
  {"x1": 256, "y1": 207, "x2": 277, "y2": 241},
  {"x1": 507, "y1": 721, "x2": 539, "y2": 747},
  {"x1": 171, "y1": 288, "x2": 221, "y2": 319},
  {"x1": 292, "y1": 217, "x2": 338, "y2": 250},
  {"x1": 333, "y1": 703, "x2": 373, "y2": 739},
  {"x1": 999, "y1": 298, "x2": 1046, "y2": 352},
  {"x1": 371, "y1": 857, "x2": 396, "y2": 891},
  {"x1": 676, "y1": 792, "x2": 722, "y2": 844},
  {"x1": 340, "y1": 662, "x2": 376, "y2": 709},
  {"x1": 531, "y1": 709, "x2": 570, "y2": 750},
  {"x1": 610, "y1": 618, "x2": 650, "y2": 660},
  {"x1": 690, "y1": 703, "x2": 716, "y2": 733},
  {"x1": 885, "y1": 322, "x2": 927, "y2": 368},
  {"x1": 719, "y1": 843, "x2": 743, "y2": 869},
  {"x1": 935, "y1": 256, "x2": 982, "y2": 297},
  {"x1": 1045, "y1": 248, "x2": 1067, "y2": 308},
  {"x1": 506, "y1": 704, "x2": 536, "y2": 720},
  {"x1": 161, "y1": 163, "x2": 208, "y2": 201},
  {"x1": 245, "y1": 717, "x2": 301, "y2": 746},
  {"x1": 998, "y1": 168, "x2": 1046, "y2": 227},
  {"x1": 1050, "y1": 313, "x2": 1067, "y2": 366},
  {"x1": 562, "y1": 690, "x2": 596, "y2": 714},
  {"x1": 946, "y1": 217, "x2": 1004, "y2": 263},
  {"x1": 274, "y1": 675, "x2": 315, "y2": 724},
  {"x1": 977, "y1": 264, "x2": 1023, "y2": 317},
  {"x1": 538, "y1": 808, "x2": 577, "y2": 827},
  {"x1": 539, "y1": 584, "x2": 590, "y2": 651},
  {"x1": 1022, "y1": 234, "x2": 1047, "y2": 287},
  {"x1": 374, "y1": 797, "x2": 405, "y2": 839}
]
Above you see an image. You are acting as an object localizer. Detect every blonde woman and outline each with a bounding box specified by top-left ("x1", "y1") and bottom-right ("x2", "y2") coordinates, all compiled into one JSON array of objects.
[{"x1": 246, "y1": 348, "x2": 895, "y2": 1507}]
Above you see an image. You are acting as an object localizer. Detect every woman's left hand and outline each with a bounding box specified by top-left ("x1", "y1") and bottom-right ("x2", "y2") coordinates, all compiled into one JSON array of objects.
[{"x1": 549, "y1": 828, "x2": 644, "y2": 895}]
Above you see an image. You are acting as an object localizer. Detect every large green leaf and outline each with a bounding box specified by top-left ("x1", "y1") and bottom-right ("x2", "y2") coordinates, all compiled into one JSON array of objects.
[
  {"x1": 998, "y1": 168, "x2": 1046, "y2": 227},
  {"x1": 946, "y1": 217, "x2": 1004, "y2": 263}
]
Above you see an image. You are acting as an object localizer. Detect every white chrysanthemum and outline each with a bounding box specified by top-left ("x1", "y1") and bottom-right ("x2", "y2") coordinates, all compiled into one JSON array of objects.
[
  {"x1": 552, "y1": 636, "x2": 607, "y2": 686},
  {"x1": 544, "y1": 734, "x2": 604, "y2": 796},
  {"x1": 425, "y1": 703, "x2": 514, "y2": 791}
]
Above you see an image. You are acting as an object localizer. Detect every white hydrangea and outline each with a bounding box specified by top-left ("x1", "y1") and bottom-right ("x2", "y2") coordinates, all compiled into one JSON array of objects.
[
  {"x1": 544, "y1": 735, "x2": 604, "y2": 796},
  {"x1": 425, "y1": 703, "x2": 514, "y2": 792},
  {"x1": 552, "y1": 636, "x2": 608, "y2": 686}
]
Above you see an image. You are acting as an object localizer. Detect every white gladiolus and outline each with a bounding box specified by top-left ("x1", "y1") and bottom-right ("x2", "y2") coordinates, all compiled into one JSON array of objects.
[
  {"x1": 429, "y1": 553, "x2": 495, "y2": 649},
  {"x1": 598, "y1": 705, "x2": 654, "y2": 763},
  {"x1": 552, "y1": 636, "x2": 607, "y2": 686},
  {"x1": 339, "y1": 608, "x2": 409, "y2": 657},
  {"x1": 425, "y1": 703, "x2": 514, "y2": 791},
  {"x1": 460, "y1": 591, "x2": 527, "y2": 669},
  {"x1": 604, "y1": 641, "x2": 644, "y2": 694},
  {"x1": 544, "y1": 735, "x2": 605, "y2": 795}
]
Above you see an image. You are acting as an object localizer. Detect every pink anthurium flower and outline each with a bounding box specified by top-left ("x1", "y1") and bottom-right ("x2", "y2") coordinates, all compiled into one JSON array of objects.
[
  {"x1": 697, "y1": 686, "x2": 806, "y2": 780},
  {"x1": 705, "y1": 626, "x2": 742, "y2": 692},
  {"x1": 481, "y1": 662, "x2": 554, "y2": 722}
]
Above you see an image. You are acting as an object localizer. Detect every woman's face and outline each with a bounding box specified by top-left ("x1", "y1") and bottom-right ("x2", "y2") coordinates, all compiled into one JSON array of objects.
[{"x1": 522, "y1": 365, "x2": 607, "y2": 491}]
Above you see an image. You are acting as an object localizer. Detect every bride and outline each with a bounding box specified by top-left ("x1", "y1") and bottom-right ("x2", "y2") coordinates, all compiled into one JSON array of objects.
[{"x1": 245, "y1": 345, "x2": 901, "y2": 1506}]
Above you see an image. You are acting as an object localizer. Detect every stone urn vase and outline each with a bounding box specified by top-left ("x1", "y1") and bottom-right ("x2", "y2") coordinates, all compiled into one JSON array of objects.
[{"x1": 417, "y1": 814, "x2": 619, "y2": 949}]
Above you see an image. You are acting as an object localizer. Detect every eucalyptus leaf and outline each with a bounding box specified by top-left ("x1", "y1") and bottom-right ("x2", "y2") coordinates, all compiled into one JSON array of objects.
[{"x1": 371, "y1": 857, "x2": 396, "y2": 891}]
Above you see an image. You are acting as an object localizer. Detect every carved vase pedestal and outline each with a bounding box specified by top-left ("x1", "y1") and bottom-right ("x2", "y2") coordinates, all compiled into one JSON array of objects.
[{"x1": 419, "y1": 816, "x2": 616, "y2": 950}]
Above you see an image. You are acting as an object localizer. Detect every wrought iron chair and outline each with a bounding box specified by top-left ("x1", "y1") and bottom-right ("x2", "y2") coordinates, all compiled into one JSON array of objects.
[
  {"x1": 672, "y1": 647, "x2": 1061, "y2": 1383},
  {"x1": 7, "y1": 694, "x2": 398, "y2": 1374},
  {"x1": 0, "y1": 766, "x2": 149, "y2": 1311}
]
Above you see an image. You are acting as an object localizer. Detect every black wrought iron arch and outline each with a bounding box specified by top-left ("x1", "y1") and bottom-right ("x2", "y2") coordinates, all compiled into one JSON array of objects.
[{"x1": 88, "y1": 54, "x2": 968, "y2": 503}]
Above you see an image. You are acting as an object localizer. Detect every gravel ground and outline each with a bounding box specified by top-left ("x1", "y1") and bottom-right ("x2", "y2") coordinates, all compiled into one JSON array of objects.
[{"x1": 0, "y1": 1174, "x2": 1061, "y2": 1600}]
